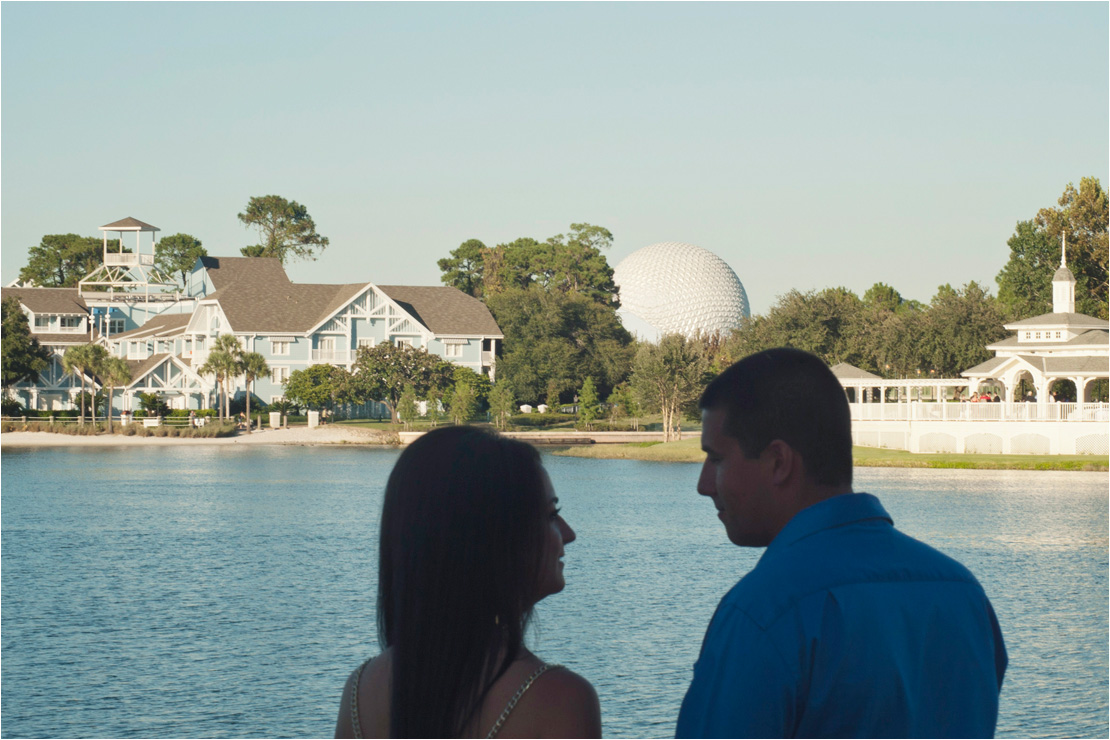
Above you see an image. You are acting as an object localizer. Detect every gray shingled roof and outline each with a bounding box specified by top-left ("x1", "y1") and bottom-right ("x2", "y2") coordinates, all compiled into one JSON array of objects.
[
  {"x1": 198, "y1": 256, "x2": 291, "y2": 291},
  {"x1": 962, "y1": 356, "x2": 1010, "y2": 376},
  {"x1": 1043, "y1": 355, "x2": 1110, "y2": 374},
  {"x1": 210, "y1": 281, "x2": 367, "y2": 333},
  {"x1": 101, "y1": 217, "x2": 159, "y2": 231},
  {"x1": 29, "y1": 332, "x2": 100, "y2": 346},
  {"x1": 1004, "y1": 312, "x2": 1107, "y2": 330},
  {"x1": 1, "y1": 287, "x2": 88, "y2": 314},
  {"x1": 125, "y1": 354, "x2": 174, "y2": 386},
  {"x1": 377, "y1": 286, "x2": 503, "y2": 336},
  {"x1": 987, "y1": 328, "x2": 1109, "y2": 350},
  {"x1": 829, "y1": 362, "x2": 881, "y2": 380},
  {"x1": 112, "y1": 312, "x2": 191, "y2": 340}
]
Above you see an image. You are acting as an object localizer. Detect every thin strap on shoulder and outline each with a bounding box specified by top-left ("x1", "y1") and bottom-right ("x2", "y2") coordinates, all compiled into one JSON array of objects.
[
  {"x1": 350, "y1": 658, "x2": 372, "y2": 740},
  {"x1": 485, "y1": 663, "x2": 563, "y2": 739}
]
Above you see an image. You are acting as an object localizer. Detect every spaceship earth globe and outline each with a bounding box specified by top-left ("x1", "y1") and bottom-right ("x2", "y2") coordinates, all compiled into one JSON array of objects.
[{"x1": 613, "y1": 242, "x2": 749, "y2": 338}]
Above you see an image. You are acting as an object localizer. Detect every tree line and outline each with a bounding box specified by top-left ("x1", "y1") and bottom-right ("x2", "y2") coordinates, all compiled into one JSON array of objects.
[{"x1": 6, "y1": 179, "x2": 1105, "y2": 423}]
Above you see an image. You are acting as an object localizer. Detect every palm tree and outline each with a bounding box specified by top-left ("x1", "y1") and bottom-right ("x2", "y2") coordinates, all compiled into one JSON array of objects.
[
  {"x1": 197, "y1": 356, "x2": 227, "y2": 420},
  {"x1": 238, "y1": 352, "x2": 269, "y2": 433},
  {"x1": 62, "y1": 344, "x2": 107, "y2": 425},
  {"x1": 212, "y1": 334, "x2": 243, "y2": 419},
  {"x1": 199, "y1": 335, "x2": 242, "y2": 420},
  {"x1": 100, "y1": 356, "x2": 132, "y2": 432}
]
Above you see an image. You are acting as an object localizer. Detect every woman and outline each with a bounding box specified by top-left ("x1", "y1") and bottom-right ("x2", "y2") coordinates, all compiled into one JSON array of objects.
[{"x1": 335, "y1": 426, "x2": 601, "y2": 738}]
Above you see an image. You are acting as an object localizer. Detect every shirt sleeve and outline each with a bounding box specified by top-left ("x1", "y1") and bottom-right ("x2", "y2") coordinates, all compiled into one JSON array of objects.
[{"x1": 676, "y1": 604, "x2": 797, "y2": 738}]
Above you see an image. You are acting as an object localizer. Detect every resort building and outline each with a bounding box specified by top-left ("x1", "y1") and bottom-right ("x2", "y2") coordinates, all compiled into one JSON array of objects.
[
  {"x1": 961, "y1": 252, "x2": 1108, "y2": 403},
  {"x1": 835, "y1": 246, "x2": 1108, "y2": 455},
  {"x1": 4, "y1": 218, "x2": 503, "y2": 413}
]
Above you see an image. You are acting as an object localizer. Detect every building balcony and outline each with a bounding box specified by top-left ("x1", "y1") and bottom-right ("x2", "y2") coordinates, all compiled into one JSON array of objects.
[{"x1": 310, "y1": 349, "x2": 352, "y2": 364}]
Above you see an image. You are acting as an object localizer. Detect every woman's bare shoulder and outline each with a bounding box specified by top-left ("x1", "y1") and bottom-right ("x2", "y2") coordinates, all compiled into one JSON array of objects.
[
  {"x1": 513, "y1": 665, "x2": 601, "y2": 738},
  {"x1": 334, "y1": 653, "x2": 392, "y2": 739}
]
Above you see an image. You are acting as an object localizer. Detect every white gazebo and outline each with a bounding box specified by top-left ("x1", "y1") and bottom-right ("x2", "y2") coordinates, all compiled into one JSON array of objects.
[{"x1": 962, "y1": 244, "x2": 1108, "y2": 403}]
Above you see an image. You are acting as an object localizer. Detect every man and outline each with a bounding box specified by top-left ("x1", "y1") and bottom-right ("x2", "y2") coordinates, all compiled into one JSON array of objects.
[{"x1": 677, "y1": 348, "x2": 1007, "y2": 738}]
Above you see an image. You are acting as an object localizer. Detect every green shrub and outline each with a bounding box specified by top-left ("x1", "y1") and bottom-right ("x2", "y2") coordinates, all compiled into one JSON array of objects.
[{"x1": 511, "y1": 414, "x2": 571, "y2": 429}]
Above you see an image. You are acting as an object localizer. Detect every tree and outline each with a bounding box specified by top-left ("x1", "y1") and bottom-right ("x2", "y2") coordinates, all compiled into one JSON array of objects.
[
  {"x1": 727, "y1": 287, "x2": 866, "y2": 368},
  {"x1": 996, "y1": 177, "x2": 1108, "y2": 319},
  {"x1": 2, "y1": 297, "x2": 50, "y2": 402},
  {"x1": 437, "y1": 223, "x2": 619, "y2": 306},
  {"x1": 138, "y1": 392, "x2": 170, "y2": 417},
  {"x1": 448, "y1": 381, "x2": 477, "y2": 425},
  {"x1": 545, "y1": 378, "x2": 562, "y2": 411},
  {"x1": 100, "y1": 356, "x2": 132, "y2": 432},
  {"x1": 155, "y1": 233, "x2": 207, "y2": 287},
  {"x1": 62, "y1": 344, "x2": 107, "y2": 425},
  {"x1": 437, "y1": 239, "x2": 488, "y2": 298},
  {"x1": 919, "y1": 282, "x2": 1007, "y2": 377},
  {"x1": 349, "y1": 343, "x2": 451, "y2": 423},
  {"x1": 199, "y1": 334, "x2": 242, "y2": 420},
  {"x1": 284, "y1": 364, "x2": 353, "y2": 412},
  {"x1": 486, "y1": 288, "x2": 635, "y2": 405},
  {"x1": 577, "y1": 376, "x2": 600, "y2": 430},
  {"x1": 451, "y1": 366, "x2": 491, "y2": 410},
  {"x1": 488, "y1": 382, "x2": 515, "y2": 430},
  {"x1": 237, "y1": 195, "x2": 329, "y2": 264},
  {"x1": 239, "y1": 351, "x2": 269, "y2": 433},
  {"x1": 19, "y1": 234, "x2": 109, "y2": 287},
  {"x1": 397, "y1": 384, "x2": 419, "y2": 430},
  {"x1": 631, "y1": 334, "x2": 707, "y2": 442}
]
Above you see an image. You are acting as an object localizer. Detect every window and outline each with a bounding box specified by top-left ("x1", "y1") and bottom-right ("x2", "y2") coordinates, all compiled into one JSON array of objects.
[
  {"x1": 34, "y1": 315, "x2": 50, "y2": 330},
  {"x1": 1055, "y1": 332, "x2": 1062, "y2": 339},
  {"x1": 61, "y1": 316, "x2": 82, "y2": 329},
  {"x1": 271, "y1": 367, "x2": 290, "y2": 384},
  {"x1": 1034, "y1": 332, "x2": 1041, "y2": 339},
  {"x1": 445, "y1": 343, "x2": 462, "y2": 358},
  {"x1": 396, "y1": 338, "x2": 413, "y2": 348},
  {"x1": 272, "y1": 341, "x2": 290, "y2": 356},
  {"x1": 108, "y1": 318, "x2": 125, "y2": 335},
  {"x1": 357, "y1": 338, "x2": 375, "y2": 349}
]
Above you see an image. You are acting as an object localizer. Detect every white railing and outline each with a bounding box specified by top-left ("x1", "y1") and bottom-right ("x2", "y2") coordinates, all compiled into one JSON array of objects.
[
  {"x1": 849, "y1": 401, "x2": 1108, "y2": 422},
  {"x1": 55, "y1": 325, "x2": 86, "y2": 333},
  {"x1": 102, "y1": 253, "x2": 155, "y2": 266},
  {"x1": 310, "y1": 349, "x2": 352, "y2": 363}
]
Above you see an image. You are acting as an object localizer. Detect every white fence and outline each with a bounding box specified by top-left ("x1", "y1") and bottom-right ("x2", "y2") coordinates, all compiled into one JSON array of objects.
[{"x1": 850, "y1": 402, "x2": 1108, "y2": 423}]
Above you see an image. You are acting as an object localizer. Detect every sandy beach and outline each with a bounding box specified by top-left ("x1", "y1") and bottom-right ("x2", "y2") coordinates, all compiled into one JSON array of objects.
[{"x1": 0, "y1": 425, "x2": 397, "y2": 448}]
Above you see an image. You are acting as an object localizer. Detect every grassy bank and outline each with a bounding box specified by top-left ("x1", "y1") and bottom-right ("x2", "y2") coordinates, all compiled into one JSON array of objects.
[{"x1": 555, "y1": 439, "x2": 1108, "y2": 471}]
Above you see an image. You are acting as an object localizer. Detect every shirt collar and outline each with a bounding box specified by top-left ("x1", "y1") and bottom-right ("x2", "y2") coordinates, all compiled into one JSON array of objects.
[{"x1": 767, "y1": 492, "x2": 893, "y2": 552}]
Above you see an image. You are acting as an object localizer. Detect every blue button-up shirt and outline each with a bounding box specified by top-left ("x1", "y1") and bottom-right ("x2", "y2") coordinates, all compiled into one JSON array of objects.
[{"x1": 677, "y1": 493, "x2": 1007, "y2": 738}]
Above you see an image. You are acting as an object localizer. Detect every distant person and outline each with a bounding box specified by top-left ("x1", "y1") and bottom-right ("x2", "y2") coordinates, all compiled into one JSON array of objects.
[
  {"x1": 677, "y1": 348, "x2": 1007, "y2": 738},
  {"x1": 335, "y1": 426, "x2": 601, "y2": 738}
]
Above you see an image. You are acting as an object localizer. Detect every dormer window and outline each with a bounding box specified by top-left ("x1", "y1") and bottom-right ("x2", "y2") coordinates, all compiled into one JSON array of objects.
[
  {"x1": 1055, "y1": 332, "x2": 1061, "y2": 339},
  {"x1": 34, "y1": 315, "x2": 50, "y2": 330},
  {"x1": 61, "y1": 316, "x2": 82, "y2": 330}
]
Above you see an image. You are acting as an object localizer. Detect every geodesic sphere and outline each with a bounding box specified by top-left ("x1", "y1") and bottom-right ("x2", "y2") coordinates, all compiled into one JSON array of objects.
[{"x1": 613, "y1": 242, "x2": 749, "y2": 338}]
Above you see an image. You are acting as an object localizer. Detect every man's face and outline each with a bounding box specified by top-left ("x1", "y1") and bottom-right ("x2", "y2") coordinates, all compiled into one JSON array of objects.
[{"x1": 697, "y1": 406, "x2": 780, "y2": 547}]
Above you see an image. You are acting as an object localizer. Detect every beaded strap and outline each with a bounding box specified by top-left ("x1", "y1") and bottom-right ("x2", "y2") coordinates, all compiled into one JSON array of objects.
[
  {"x1": 486, "y1": 663, "x2": 561, "y2": 739},
  {"x1": 350, "y1": 658, "x2": 371, "y2": 739}
]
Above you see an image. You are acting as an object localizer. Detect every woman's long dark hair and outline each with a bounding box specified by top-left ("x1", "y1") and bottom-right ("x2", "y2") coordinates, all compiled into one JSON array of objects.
[{"x1": 377, "y1": 426, "x2": 548, "y2": 738}]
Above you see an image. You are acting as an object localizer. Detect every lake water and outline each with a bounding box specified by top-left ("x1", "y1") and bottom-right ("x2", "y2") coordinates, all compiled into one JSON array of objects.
[{"x1": 1, "y1": 445, "x2": 1106, "y2": 738}]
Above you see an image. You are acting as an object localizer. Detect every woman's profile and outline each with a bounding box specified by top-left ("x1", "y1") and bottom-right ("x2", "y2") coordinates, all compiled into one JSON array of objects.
[{"x1": 335, "y1": 426, "x2": 601, "y2": 738}]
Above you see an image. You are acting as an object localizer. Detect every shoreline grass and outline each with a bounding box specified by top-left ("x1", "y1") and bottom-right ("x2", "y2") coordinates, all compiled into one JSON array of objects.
[{"x1": 554, "y1": 439, "x2": 1108, "y2": 471}]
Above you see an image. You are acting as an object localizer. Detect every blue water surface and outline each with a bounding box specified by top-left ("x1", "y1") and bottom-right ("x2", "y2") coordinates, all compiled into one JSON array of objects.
[{"x1": 1, "y1": 445, "x2": 1106, "y2": 738}]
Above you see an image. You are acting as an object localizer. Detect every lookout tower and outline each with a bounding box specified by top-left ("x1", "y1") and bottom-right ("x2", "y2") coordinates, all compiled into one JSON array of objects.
[{"x1": 78, "y1": 217, "x2": 178, "y2": 301}]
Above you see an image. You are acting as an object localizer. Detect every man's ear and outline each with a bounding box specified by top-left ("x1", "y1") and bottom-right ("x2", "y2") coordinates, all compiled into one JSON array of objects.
[{"x1": 763, "y1": 439, "x2": 798, "y2": 486}]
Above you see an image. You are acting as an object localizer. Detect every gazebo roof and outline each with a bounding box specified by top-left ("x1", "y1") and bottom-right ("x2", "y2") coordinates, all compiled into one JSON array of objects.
[
  {"x1": 829, "y1": 362, "x2": 881, "y2": 380},
  {"x1": 100, "y1": 217, "x2": 160, "y2": 232}
]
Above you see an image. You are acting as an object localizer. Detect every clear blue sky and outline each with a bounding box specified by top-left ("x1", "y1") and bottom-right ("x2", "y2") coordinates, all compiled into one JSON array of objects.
[{"x1": 2, "y1": 2, "x2": 1107, "y2": 314}]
